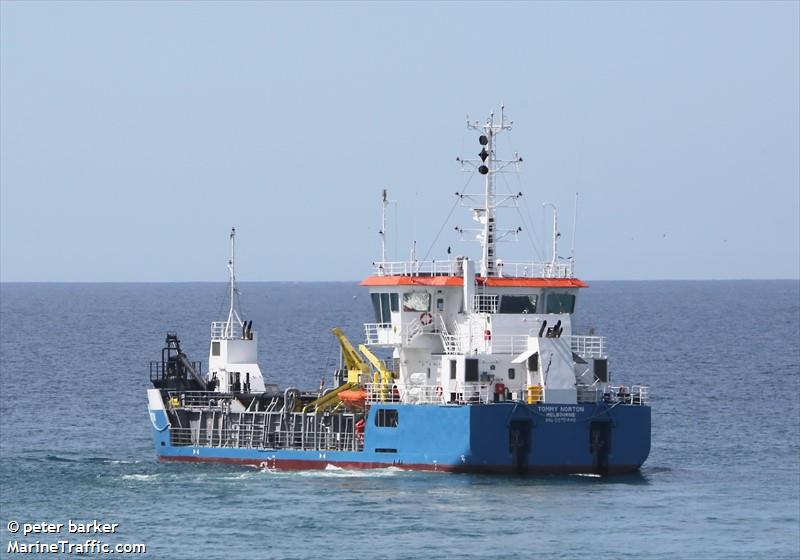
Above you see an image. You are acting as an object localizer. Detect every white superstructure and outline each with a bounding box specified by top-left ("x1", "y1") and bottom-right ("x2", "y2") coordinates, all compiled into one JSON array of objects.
[
  {"x1": 206, "y1": 228, "x2": 266, "y2": 393},
  {"x1": 362, "y1": 108, "x2": 622, "y2": 407}
]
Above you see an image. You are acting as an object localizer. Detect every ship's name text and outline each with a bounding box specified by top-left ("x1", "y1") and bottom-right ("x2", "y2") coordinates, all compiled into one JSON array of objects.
[{"x1": 540, "y1": 405, "x2": 585, "y2": 423}]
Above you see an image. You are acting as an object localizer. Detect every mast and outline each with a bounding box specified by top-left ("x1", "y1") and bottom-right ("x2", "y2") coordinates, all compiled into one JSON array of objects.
[
  {"x1": 225, "y1": 227, "x2": 243, "y2": 338},
  {"x1": 464, "y1": 105, "x2": 520, "y2": 277},
  {"x1": 380, "y1": 189, "x2": 388, "y2": 264},
  {"x1": 482, "y1": 123, "x2": 496, "y2": 277}
]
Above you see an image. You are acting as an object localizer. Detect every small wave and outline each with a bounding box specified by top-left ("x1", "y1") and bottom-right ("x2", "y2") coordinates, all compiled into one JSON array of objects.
[
  {"x1": 641, "y1": 465, "x2": 672, "y2": 474},
  {"x1": 121, "y1": 473, "x2": 159, "y2": 481},
  {"x1": 254, "y1": 464, "x2": 405, "y2": 478},
  {"x1": 320, "y1": 465, "x2": 404, "y2": 477},
  {"x1": 219, "y1": 472, "x2": 261, "y2": 480},
  {"x1": 42, "y1": 455, "x2": 140, "y2": 465},
  {"x1": 570, "y1": 473, "x2": 602, "y2": 478},
  {"x1": 43, "y1": 454, "x2": 83, "y2": 463}
]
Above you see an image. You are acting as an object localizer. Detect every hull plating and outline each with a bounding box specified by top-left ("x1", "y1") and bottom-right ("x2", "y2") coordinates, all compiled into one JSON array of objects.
[{"x1": 150, "y1": 402, "x2": 650, "y2": 475}]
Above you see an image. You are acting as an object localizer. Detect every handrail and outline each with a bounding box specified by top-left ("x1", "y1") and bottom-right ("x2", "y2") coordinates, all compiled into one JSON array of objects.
[
  {"x1": 577, "y1": 384, "x2": 649, "y2": 405},
  {"x1": 363, "y1": 321, "x2": 428, "y2": 346},
  {"x1": 571, "y1": 335, "x2": 607, "y2": 358},
  {"x1": 363, "y1": 382, "x2": 493, "y2": 405},
  {"x1": 373, "y1": 259, "x2": 575, "y2": 278}
]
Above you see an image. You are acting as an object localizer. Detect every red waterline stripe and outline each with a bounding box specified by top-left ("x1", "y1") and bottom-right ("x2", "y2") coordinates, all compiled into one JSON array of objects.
[{"x1": 159, "y1": 455, "x2": 640, "y2": 475}]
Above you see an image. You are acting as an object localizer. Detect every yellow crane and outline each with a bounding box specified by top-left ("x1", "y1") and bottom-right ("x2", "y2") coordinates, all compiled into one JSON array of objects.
[
  {"x1": 302, "y1": 328, "x2": 373, "y2": 413},
  {"x1": 358, "y1": 344, "x2": 395, "y2": 402},
  {"x1": 332, "y1": 327, "x2": 371, "y2": 384}
]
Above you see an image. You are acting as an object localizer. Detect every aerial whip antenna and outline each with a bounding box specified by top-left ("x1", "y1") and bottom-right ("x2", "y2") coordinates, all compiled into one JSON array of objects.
[{"x1": 571, "y1": 192, "x2": 579, "y2": 265}]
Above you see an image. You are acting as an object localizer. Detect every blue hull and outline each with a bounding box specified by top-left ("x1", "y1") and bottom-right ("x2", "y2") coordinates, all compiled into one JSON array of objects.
[{"x1": 150, "y1": 402, "x2": 650, "y2": 474}]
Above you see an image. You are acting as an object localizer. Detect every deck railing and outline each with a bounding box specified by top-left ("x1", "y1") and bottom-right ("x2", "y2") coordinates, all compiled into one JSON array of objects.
[
  {"x1": 440, "y1": 333, "x2": 530, "y2": 355},
  {"x1": 363, "y1": 322, "x2": 396, "y2": 345},
  {"x1": 577, "y1": 384, "x2": 648, "y2": 405},
  {"x1": 167, "y1": 391, "x2": 233, "y2": 410},
  {"x1": 571, "y1": 335, "x2": 607, "y2": 358},
  {"x1": 150, "y1": 361, "x2": 203, "y2": 384},
  {"x1": 210, "y1": 321, "x2": 242, "y2": 340},
  {"x1": 363, "y1": 320, "x2": 427, "y2": 346},
  {"x1": 164, "y1": 401, "x2": 363, "y2": 452},
  {"x1": 363, "y1": 382, "x2": 493, "y2": 405},
  {"x1": 169, "y1": 425, "x2": 360, "y2": 452},
  {"x1": 373, "y1": 260, "x2": 574, "y2": 278}
]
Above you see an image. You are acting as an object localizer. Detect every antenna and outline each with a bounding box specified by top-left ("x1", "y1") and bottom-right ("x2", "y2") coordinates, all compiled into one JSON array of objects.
[
  {"x1": 380, "y1": 189, "x2": 388, "y2": 264},
  {"x1": 378, "y1": 189, "x2": 396, "y2": 274},
  {"x1": 571, "y1": 192, "x2": 579, "y2": 264},
  {"x1": 226, "y1": 227, "x2": 243, "y2": 337},
  {"x1": 543, "y1": 203, "x2": 559, "y2": 265}
]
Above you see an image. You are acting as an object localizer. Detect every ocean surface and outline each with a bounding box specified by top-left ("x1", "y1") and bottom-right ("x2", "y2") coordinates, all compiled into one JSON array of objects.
[{"x1": 1, "y1": 280, "x2": 798, "y2": 560}]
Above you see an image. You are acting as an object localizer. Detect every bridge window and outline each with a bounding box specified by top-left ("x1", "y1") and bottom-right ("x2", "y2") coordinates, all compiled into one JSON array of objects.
[
  {"x1": 211, "y1": 342, "x2": 220, "y2": 356},
  {"x1": 371, "y1": 293, "x2": 398, "y2": 323},
  {"x1": 376, "y1": 408, "x2": 399, "y2": 428},
  {"x1": 499, "y1": 295, "x2": 538, "y2": 314},
  {"x1": 546, "y1": 293, "x2": 576, "y2": 314},
  {"x1": 402, "y1": 292, "x2": 430, "y2": 312}
]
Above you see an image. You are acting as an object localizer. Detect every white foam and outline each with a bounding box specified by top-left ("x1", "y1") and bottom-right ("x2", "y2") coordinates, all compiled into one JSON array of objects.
[
  {"x1": 121, "y1": 473, "x2": 159, "y2": 481},
  {"x1": 253, "y1": 465, "x2": 405, "y2": 478}
]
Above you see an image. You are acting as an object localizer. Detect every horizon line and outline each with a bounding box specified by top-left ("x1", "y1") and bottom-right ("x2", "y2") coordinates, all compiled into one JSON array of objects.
[{"x1": 1, "y1": 278, "x2": 798, "y2": 284}]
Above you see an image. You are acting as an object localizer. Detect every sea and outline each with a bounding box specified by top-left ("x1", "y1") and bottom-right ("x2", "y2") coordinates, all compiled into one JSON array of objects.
[{"x1": 1, "y1": 280, "x2": 798, "y2": 560}]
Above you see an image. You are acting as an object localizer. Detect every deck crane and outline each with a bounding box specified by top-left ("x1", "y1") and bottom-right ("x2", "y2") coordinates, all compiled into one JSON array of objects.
[
  {"x1": 358, "y1": 343, "x2": 395, "y2": 401},
  {"x1": 332, "y1": 327, "x2": 371, "y2": 384},
  {"x1": 301, "y1": 328, "x2": 372, "y2": 413}
]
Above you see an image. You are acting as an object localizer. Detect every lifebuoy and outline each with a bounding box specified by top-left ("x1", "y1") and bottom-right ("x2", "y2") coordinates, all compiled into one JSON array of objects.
[
  {"x1": 435, "y1": 386, "x2": 443, "y2": 399},
  {"x1": 420, "y1": 312, "x2": 433, "y2": 325}
]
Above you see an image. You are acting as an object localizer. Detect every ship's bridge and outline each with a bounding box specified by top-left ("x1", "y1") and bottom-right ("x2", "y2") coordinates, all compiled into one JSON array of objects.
[
  {"x1": 360, "y1": 257, "x2": 607, "y2": 407},
  {"x1": 361, "y1": 258, "x2": 587, "y2": 350}
]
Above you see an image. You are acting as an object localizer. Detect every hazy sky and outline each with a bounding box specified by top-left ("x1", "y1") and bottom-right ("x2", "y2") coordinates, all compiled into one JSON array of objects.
[{"x1": 1, "y1": 1, "x2": 798, "y2": 281}]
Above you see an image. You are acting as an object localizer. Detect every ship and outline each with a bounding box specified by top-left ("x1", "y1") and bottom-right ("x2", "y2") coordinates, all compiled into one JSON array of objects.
[{"x1": 147, "y1": 108, "x2": 651, "y2": 475}]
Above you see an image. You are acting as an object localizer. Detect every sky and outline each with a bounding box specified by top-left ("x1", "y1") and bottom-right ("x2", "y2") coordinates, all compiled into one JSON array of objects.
[{"x1": 1, "y1": 1, "x2": 798, "y2": 282}]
